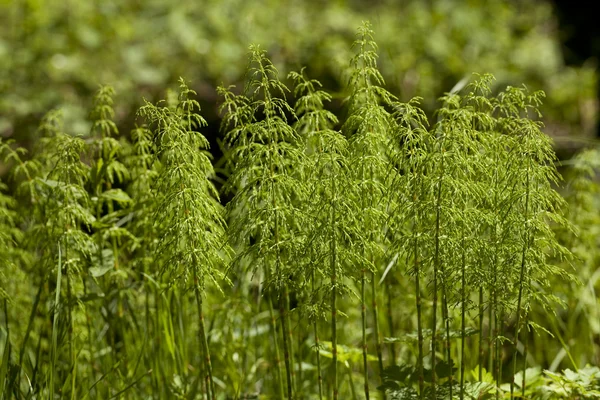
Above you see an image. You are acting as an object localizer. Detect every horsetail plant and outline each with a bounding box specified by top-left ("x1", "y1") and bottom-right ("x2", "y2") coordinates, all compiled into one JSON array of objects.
[
  {"x1": 344, "y1": 21, "x2": 396, "y2": 398},
  {"x1": 426, "y1": 88, "x2": 486, "y2": 400},
  {"x1": 88, "y1": 85, "x2": 133, "y2": 273},
  {"x1": 39, "y1": 113, "x2": 95, "y2": 399},
  {"x1": 0, "y1": 20, "x2": 589, "y2": 400},
  {"x1": 454, "y1": 75, "x2": 496, "y2": 400},
  {"x1": 387, "y1": 97, "x2": 430, "y2": 399},
  {"x1": 87, "y1": 86, "x2": 135, "y2": 378},
  {"x1": 493, "y1": 87, "x2": 574, "y2": 399},
  {"x1": 289, "y1": 67, "x2": 353, "y2": 400},
  {"x1": 219, "y1": 45, "x2": 306, "y2": 400},
  {"x1": 139, "y1": 78, "x2": 230, "y2": 400}
]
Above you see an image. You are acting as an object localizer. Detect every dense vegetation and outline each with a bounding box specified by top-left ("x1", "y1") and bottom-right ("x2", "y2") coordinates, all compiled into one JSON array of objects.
[{"x1": 1, "y1": 18, "x2": 600, "y2": 400}]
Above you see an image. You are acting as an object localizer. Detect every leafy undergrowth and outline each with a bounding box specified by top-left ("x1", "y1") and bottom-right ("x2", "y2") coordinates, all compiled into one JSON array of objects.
[{"x1": 381, "y1": 365, "x2": 600, "y2": 399}]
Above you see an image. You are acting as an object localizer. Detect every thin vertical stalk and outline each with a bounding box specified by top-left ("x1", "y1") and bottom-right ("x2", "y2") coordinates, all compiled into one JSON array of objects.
[
  {"x1": 194, "y1": 270, "x2": 215, "y2": 400},
  {"x1": 361, "y1": 271, "x2": 370, "y2": 400},
  {"x1": 431, "y1": 141, "x2": 446, "y2": 400},
  {"x1": 268, "y1": 285, "x2": 285, "y2": 399},
  {"x1": 297, "y1": 319, "x2": 303, "y2": 396},
  {"x1": 494, "y1": 296, "x2": 499, "y2": 399},
  {"x1": 441, "y1": 269, "x2": 453, "y2": 400},
  {"x1": 360, "y1": 159, "x2": 370, "y2": 400},
  {"x1": 412, "y1": 192, "x2": 425, "y2": 400},
  {"x1": 347, "y1": 362, "x2": 358, "y2": 400},
  {"x1": 385, "y1": 279, "x2": 396, "y2": 364},
  {"x1": 371, "y1": 271, "x2": 384, "y2": 392},
  {"x1": 49, "y1": 242, "x2": 62, "y2": 400},
  {"x1": 488, "y1": 296, "x2": 494, "y2": 375},
  {"x1": 495, "y1": 309, "x2": 504, "y2": 400},
  {"x1": 331, "y1": 168, "x2": 339, "y2": 400},
  {"x1": 280, "y1": 287, "x2": 293, "y2": 399},
  {"x1": 521, "y1": 318, "x2": 529, "y2": 398},
  {"x1": 312, "y1": 269, "x2": 323, "y2": 400},
  {"x1": 84, "y1": 280, "x2": 94, "y2": 388},
  {"x1": 66, "y1": 247, "x2": 76, "y2": 400},
  {"x1": 510, "y1": 164, "x2": 530, "y2": 400},
  {"x1": 460, "y1": 229, "x2": 467, "y2": 400},
  {"x1": 478, "y1": 287, "x2": 484, "y2": 381}
]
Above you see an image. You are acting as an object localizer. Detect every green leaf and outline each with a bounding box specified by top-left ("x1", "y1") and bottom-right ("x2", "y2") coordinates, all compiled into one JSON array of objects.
[
  {"x1": 89, "y1": 249, "x2": 114, "y2": 277},
  {"x1": 100, "y1": 189, "x2": 132, "y2": 204}
]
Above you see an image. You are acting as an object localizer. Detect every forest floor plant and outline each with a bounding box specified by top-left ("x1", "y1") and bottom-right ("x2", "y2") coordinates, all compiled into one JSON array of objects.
[{"x1": 0, "y1": 21, "x2": 591, "y2": 400}]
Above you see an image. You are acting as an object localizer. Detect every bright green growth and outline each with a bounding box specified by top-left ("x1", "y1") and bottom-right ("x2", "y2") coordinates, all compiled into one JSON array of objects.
[
  {"x1": 140, "y1": 78, "x2": 230, "y2": 400},
  {"x1": 289, "y1": 67, "x2": 351, "y2": 400},
  {"x1": 0, "y1": 21, "x2": 588, "y2": 400},
  {"x1": 219, "y1": 44, "x2": 307, "y2": 400}
]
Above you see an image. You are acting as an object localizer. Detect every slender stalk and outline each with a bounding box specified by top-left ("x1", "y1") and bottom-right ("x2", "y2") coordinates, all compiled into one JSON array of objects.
[
  {"x1": 312, "y1": 270, "x2": 323, "y2": 400},
  {"x1": 280, "y1": 287, "x2": 293, "y2": 399},
  {"x1": 268, "y1": 286, "x2": 285, "y2": 399},
  {"x1": 359, "y1": 156, "x2": 370, "y2": 400},
  {"x1": 297, "y1": 318, "x2": 303, "y2": 396},
  {"x1": 460, "y1": 229, "x2": 467, "y2": 400},
  {"x1": 332, "y1": 276, "x2": 338, "y2": 400},
  {"x1": 49, "y1": 242, "x2": 63, "y2": 400},
  {"x1": 521, "y1": 317, "x2": 529, "y2": 398},
  {"x1": 478, "y1": 287, "x2": 484, "y2": 381},
  {"x1": 385, "y1": 279, "x2": 396, "y2": 364},
  {"x1": 496, "y1": 309, "x2": 504, "y2": 400},
  {"x1": 331, "y1": 171, "x2": 338, "y2": 400},
  {"x1": 361, "y1": 270, "x2": 370, "y2": 400},
  {"x1": 412, "y1": 187, "x2": 425, "y2": 400},
  {"x1": 441, "y1": 267, "x2": 453, "y2": 400},
  {"x1": 67, "y1": 268, "x2": 76, "y2": 400},
  {"x1": 347, "y1": 362, "x2": 358, "y2": 400},
  {"x1": 371, "y1": 271, "x2": 384, "y2": 392},
  {"x1": 415, "y1": 252, "x2": 425, "y2": 400},
  {"x1": 510, "y1": 164, "x2": 530, "y2": 400},
  {"x1": 194, "y1": 271, "x2": 215, "y2": 400},
  {"x1": 431, "y1": 143, "x2": 445, "y2": 400}
]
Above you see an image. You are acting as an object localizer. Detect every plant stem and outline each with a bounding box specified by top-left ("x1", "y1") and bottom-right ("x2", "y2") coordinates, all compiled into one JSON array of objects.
[
  {"x1": 521, "y1": 318, "x2": 529, "y2": 398},
  {"x1": 361, "y1": 270, "x2": 370, "y2": 400},
  {"x1": 460, "y1": 230, "x2": 466, "y2": 400},
  {"x1": 281, "y1": 286, "x2": 294, "y2": 399},
  {"x1": 268, "y1": 286, "x2": 285, "y2": 399},
  {"x1": 297, "y1": 319, "x2": 303, "y2": 396},
  {"x1": 347, "y1": 362, "x2": 358, "y2": 400},
  {"x1": 312, "y1": 270, "x2": 324, "y2": 400},
  {"x1": 385, "y1": 279, "x2": 396, "y2": 364},
  {"x1": 49, "y1": 241, "x2": 63, "y2": 400},
  {"x1": 194, "y1": 270, "x2": 215, "y2": 400},
  {"x1": 441, "y1": 267, "x2": 453, "y2": 400},
  {"x1": 496, "y1": 309, "x2": 503, "y2": 400},
  {"x1": 478, "y1": 287, "x2": 484, "y2": 382},
  {"x1": 66, "y1": 246, "x2": 77, "y2": 400},
  {"x1": 412, "y1": 191, "x2": 425, "y2": 400},
  {"x1": 488, "y1": 296, "x2": 494, "y2": 375},
  {"x1": 431, "y1": 143, "x2": 445, "y2": 400},
  {"x1": 372, "y1": 271, "x2": 384, "y2": 393},
  {"x1": 331, "y1": 171, "x2": 338, "y2": 400},
  {"x1": 510, "y1": 164, "x2": 530, "y2": 400}
]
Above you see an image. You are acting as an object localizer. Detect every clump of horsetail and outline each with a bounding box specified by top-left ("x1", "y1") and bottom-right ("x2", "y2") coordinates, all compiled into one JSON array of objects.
[{"x1": 139, "y1": 79, "x2": 230, "y2": 400}]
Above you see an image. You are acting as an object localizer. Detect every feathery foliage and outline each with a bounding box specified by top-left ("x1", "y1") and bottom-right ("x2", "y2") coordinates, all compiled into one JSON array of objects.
[{"x1": 0, "y1": 21, "x2": 592, "y2": 400}]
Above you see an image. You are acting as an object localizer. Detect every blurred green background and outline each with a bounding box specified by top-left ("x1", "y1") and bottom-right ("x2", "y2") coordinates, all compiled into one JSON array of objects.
[{"x1": 1, "y1": 0, "x2": 597, "y2": 164}]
